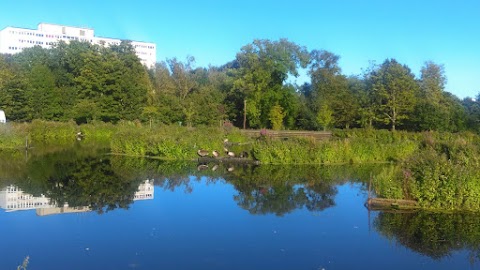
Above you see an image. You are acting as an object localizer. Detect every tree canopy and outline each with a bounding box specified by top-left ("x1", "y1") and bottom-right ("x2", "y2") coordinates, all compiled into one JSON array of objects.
[{"x1": 0, "y1": 39, "x2": 478, "y2": 133}]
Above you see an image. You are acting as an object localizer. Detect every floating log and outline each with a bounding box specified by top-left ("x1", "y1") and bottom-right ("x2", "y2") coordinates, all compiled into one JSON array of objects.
[{"x1": 365, "y1": 198, "x2": 419, "y2": 211}]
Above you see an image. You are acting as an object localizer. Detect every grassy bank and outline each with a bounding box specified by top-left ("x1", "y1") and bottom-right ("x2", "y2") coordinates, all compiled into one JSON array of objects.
[{"x1": 373, "y1": 131, "x2": 480, "y2": 211}]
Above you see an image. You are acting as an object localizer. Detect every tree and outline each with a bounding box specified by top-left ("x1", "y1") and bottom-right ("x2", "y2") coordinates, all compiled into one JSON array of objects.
[
  {"x1": 268, "y1": 104, "x2": 286, "y2": 130},
  {"x1": 0, "y1": 56, "x2": 31, "y2": 121},
  {"x1": 309, "y1": 50, "x2": 356, "y2": 128},
  {"x1": 167, "y1": 56, "x2": 197, "y2": 100},
  {"x1": 420, "y1": 61, "x2": 446, "y2": 104},
  {"x1": 316, "y1": 103, "x2": 334, "y2": 131},
  {"x1": 28, "y1": 64, "x2": 61, "y2": 120},
  {"x1": 348, "y1": 75, "x2": 373, "y2": 128},
  {"x1": 407, "y1": 61, "x2": 467, "y2": 132},
  {"x1": 233, "y1": 39, "x2": 309, "y2": 128},
  {"x1": 74, "y1": 41, "x2": 149, "y2": 122},
  {"x1": 369, "y1": 59, "x2": 419, "y2": 131},
  {"x1": 463, "y1": 95, "x2": 480, "y2": 132}
]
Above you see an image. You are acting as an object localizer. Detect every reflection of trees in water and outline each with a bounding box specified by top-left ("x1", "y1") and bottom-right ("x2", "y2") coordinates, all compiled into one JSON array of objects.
[
  {"x1": 10, "y1": 147, "x2": 144, "y2": 214},
  {"x1": 224, "y1": 165, "x2": 367, "y2": 216},
  {"x1": 45, "y1": 156, "x2": 144, "y2": 213},
  {"x1": 112, "y1": 159, "x2": 379, "y2": 216},
  {"x1": 374, "y1": 211, "x2": 480, "y2": 262},
  {"x1": 3, "y1": 148, "x2": 382, "y2": 216},
  {"x1": 233, "y1": 183, "x2": 336, "y2": 216}
]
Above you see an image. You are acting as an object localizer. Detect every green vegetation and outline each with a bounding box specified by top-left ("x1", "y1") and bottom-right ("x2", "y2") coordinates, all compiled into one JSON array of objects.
[
  {"x1": 1, "y1": 39, "x2": 479, "y2": 132},
  {"x1": 2, "y1": 38, "x2": 480, "y2": 213},
  {"x1": 373, "y1": 131, "x2": 480, "y2": 211}
]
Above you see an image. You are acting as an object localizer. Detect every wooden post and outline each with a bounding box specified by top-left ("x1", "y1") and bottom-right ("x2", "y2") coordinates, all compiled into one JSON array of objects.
[{"x1": 243, "y1": 99, "x2": 247, "y2": 129}]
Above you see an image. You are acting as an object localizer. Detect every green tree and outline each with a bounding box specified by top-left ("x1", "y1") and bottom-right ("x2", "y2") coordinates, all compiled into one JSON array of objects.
[
  {"x1": 0, "y1": 56, "x2": 31, "y2": 121},
  {"x1": 268, "y1": 104, "x2": 286, "y2": 130},
  {"x1": 233, "y1": 39, "x2": 309, "y2": 128},
  {"x1": 369, "y1": 59, "x2": 419, "y2": 131},
  {"x1": 463, "y1": 95, "x2": 480, "y2": 132},
  {"x1": 167, "y1": 56, "x2": 197, "y2": 100},
  {"x1": 309, "y1": 50, "x2": 356, "y2": 129},
  {"x1": 74, "y1": 42, "x2": 149, "y2": 122},
  {"x1": 28, "y1": 64, "x2": 61, "y2": 120},
  {"x1": 316, "y1": 103, "x2": 334, "y2": 131},
  {"x1": 408, "y1": 61, "x2": 467, "y2": 132}
]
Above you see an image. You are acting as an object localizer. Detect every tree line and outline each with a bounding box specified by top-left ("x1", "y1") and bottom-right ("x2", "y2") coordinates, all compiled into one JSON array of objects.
[{"x1": 1, "y1": 38, "x2": 479, "y2": 132}]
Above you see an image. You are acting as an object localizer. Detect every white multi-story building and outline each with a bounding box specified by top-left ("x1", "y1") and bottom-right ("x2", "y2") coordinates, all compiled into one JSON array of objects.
[{"x1": 0, "y1": 23, "x2": 156, "y2": 67}]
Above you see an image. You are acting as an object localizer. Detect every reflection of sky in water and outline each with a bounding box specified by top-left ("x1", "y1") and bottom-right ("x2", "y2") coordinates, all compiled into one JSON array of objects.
[{"x1": 0, "y1": 179, "x2": 474, "y2": 270}]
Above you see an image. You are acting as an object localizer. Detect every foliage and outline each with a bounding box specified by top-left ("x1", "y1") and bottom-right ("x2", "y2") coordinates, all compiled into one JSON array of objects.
[
  {"x1": 316, "y1": 103, "x2": 334, "y2": 131},
  {"x1": 9, "y1": 146, "x2": 142, "y2": 214},
  {"x1": 368, "y1": 59, "x2": 419, "y2": 130},
  {"x1": 253, "y1": 129, "x2": 419, "y2": 165},
  {"x1": 0, "y1": 39, "x2": 477, "y2": 135},
  {"x1": 232, "y1": 39, "x2": 309, "y2": 128},
  {"x1": 1, "y1": 41, "x2": 150, "y2": 124},
  {"x1": 268, "y1": 104, "x2": 285, "y2": 130},
  {"x1": 373, "y1": 131, "x2": 480, "y2": 211}
]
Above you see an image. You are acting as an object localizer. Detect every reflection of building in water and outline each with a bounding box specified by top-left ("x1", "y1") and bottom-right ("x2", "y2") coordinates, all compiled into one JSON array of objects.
[
  {"x1": 134, "y1": 179, "x2": 154, "y2": 200},
  {"x1": 0, "y1": 185, "x2": 52, "y2": 212},
  {"x1": 0, "y1": 179, "x2": 154, "y2": 215},
  {"x1": 36, "y1": 206, "x2": 91, "y2": 216}
]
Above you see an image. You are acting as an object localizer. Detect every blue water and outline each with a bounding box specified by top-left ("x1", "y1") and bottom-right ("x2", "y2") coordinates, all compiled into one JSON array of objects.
[{"x1": 0, "y1": 177, "x2": 475, "y2": 270}]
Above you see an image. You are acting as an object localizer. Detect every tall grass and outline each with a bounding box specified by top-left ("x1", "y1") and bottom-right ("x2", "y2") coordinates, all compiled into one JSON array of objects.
[
  {"x1": 110, "y1": 124, "x2": 231, "y2": 159},
  {"x1": 374, "y1": 131, "x2": 480, "y2": 211},
  {"x1": 252, "y1": 129, "x2": 420, "y2": 164}
]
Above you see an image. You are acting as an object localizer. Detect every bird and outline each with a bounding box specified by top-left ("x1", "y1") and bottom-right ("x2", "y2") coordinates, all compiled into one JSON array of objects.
[
  {"x1": 225, "y1": 149, "x2": 235, "y2": 157},
  {"x1": 227, "y1": 166, "x2": 235, "y2": 172},
  {"x1": 211, "y1": 164, "x2": 219, "y2": 171},
  {"x1": 197, "y1": 164, "x2": 209, "y2": 171},
  {"x1": 212, "y1": 150, "x2": 220, "y2": 158},
  {"x1": 197, "y1": 149, "x2": 209, "y2": 157}
]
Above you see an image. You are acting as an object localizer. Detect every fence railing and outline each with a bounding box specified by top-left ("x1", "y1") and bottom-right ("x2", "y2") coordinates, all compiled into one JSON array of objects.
[{"x1": 239, "y1": 129, "x2": 332, "y2": 141}]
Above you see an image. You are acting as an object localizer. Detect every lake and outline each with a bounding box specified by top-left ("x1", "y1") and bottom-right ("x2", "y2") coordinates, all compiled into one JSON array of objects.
[{"x1": 0, "y1": 146, "x2": 478, "y2": 270}]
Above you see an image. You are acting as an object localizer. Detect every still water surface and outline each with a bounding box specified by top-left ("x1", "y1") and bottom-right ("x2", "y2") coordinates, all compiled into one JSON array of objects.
[{"x1": 0, "y1": 147, "x2": 478, "y2": 269}]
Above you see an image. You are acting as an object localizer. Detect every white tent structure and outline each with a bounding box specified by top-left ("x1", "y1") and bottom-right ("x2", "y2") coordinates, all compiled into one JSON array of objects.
[{"x1": 0, "y1": 110, "x2": 6, "y2": 123}]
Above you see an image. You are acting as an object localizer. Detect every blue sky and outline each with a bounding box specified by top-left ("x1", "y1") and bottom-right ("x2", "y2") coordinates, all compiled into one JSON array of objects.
[{"x1": 1, "y1": 0, "x2": 479, "y2": 98}]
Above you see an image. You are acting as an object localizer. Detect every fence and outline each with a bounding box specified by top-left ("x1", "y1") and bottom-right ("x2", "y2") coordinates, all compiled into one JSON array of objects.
[{"x1": 239, "y1": 129, "x2": 332, "y2": 141}]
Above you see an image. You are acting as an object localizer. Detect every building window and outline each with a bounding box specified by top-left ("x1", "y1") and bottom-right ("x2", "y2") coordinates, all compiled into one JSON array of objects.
[
  {"x1": 62, "y1": 27, "x2": 66, "y2": 34},
  {"x1": 80, "y1": 30, "x2": 85, "y2": 36}
]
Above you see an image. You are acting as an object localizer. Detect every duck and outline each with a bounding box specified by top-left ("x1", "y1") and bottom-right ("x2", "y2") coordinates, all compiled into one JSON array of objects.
[
  {"x1": 197, "y1": 149, "x2": 209, "y2": 157},
  {"x1": 212, "y1": 150, "x2": 220, "y2": 158},
  {"x1": 197, "y1": 164, "x2": 209, "y2": 171},
  {"x1": 225, "y1": 149, "x2": 235, "y2": 157}
]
